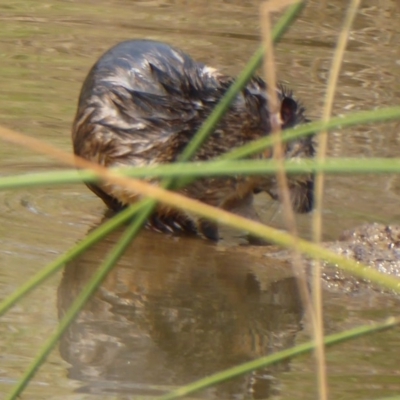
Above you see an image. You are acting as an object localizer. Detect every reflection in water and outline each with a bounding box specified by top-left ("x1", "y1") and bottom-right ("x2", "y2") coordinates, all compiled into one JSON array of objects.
[{"x1": 58, "y1": 222, "x2": 303, "y2": 398}]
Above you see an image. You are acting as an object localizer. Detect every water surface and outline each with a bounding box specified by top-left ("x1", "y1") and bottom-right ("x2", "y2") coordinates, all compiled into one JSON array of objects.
[{"x1": 1, "y1": 1, "x2": 400, "y2": 399}]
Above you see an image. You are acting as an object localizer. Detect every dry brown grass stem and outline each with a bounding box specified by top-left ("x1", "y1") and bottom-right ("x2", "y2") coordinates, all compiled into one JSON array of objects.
[
  {"x1": 312, "y1": 2, "x2": 361, "y2": 400},
  {"x1": 1, "y1": 124, "x2": 400, "y2": 295},
  {"x1": 260, "y1": 0, "x2": 317, "y2": 350},
  {"x1": 0, "y1": 124, "x2": 300, "y2": 250}
]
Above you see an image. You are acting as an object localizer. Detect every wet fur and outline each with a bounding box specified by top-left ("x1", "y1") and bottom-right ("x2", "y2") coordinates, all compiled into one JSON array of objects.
[{"x1": 72, "y1": 40, "x2": 314, "y2": 241}]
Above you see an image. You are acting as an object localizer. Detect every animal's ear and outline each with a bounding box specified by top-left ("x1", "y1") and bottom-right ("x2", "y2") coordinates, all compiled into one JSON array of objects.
[{"x1": 280, "y1": 96, "x2": 298, "y2": 127}]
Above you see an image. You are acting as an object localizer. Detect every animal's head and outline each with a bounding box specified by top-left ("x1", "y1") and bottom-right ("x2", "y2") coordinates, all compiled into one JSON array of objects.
[{"x1": 263, "y1": 88, "x2": 315, "y2": 213}]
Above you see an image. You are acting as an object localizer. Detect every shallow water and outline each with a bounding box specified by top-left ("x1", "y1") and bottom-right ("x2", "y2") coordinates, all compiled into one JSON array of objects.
[{"x1": 1, "y1": 0, "x2": 400, "y2": 399}]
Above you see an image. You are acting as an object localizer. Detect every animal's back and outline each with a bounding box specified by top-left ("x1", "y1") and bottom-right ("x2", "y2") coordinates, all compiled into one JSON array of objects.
[
  {"x1": 78, "y1": 40, "x2": 205, "y2": 106},
  {"x1": 72, "y1": 40, "x2": 235, "y2": 169}
]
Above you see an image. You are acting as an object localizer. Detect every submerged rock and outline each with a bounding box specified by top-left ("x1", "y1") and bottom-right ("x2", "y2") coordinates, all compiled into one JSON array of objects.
[
  {"x1": 322, "y1": 223, "x2": 400, "y2": 293},
  {"x1": 236, "y1": 223, "x2": 400, "y2": 295}
]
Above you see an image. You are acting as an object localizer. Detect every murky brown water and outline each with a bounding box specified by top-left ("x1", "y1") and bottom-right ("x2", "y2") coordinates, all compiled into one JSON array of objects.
[{"x1": 1, "y1": 0, "x2": 400, "y2": 399}]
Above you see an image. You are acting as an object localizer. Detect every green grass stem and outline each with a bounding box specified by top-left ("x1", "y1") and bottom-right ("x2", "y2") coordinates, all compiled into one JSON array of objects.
[
  {"x1": 0, "y1": 0, "x2": 304, "y2": 323},
  {"x1": 5, "y1": 2, "x2": 400, "y2": 397},
  {"x1": 3, "y1": 157, "x2": 400, "y2": 191},
  {"x1": 5, "y1": 5, "x2": 308, "y2": 397},
  {"x1": 6, "y1": 206, "x2": 151, "y2": 400},
  {"x1": 178, "y1": 0, "x2": 305, "y2": 161},
  {"x1": 2, "y1": 104, "x2": 400, "y2": 190},
  {"x1": 223, "y1": 105, "x2": 400, "y2": 160},
  {"x1": 0, "y1": 204, "x2": 142, "y2": 316},
  {"x1": 157, "y1": 317, "x2": 400, "y2": 400}
]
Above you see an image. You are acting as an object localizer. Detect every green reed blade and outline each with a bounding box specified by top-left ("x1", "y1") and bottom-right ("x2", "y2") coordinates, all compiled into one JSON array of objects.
[
  {"x1": 158, "y1": 317, "x2": 400, "y2": 400},
  {"x1": 223, "y1": 105, "x2": 400, "y2": 160},
  {"x1": 178, "y1": 1, "x2": 305, "y2": 162},
  {"x1": 1, "y1": 92, "x2": 400, "y2": 192},
  {"x1": 6, "y1": 4, "x2": 307, "y2": 397},
  {"x1": 4, "y1": 156, "x2": 400, "y2": 192},
  {"x1": 0, "y1": 203, "x2": 141, "y2": 316},
  {"x1": 148, "y1": 104, "x2": 400, "y2": 189},
  {"x1": 6, "y1": 203, "x2": 152, "y2": 400},
  {"x1": 0, "y1": 0, "x2": 304, "y2": 321}
]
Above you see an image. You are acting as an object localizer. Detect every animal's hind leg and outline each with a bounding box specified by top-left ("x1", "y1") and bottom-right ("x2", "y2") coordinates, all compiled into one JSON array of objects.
[
  {"x1": 147, "y1": 210, "x2": 198, "y2": 236},
  {"x1": 197, "y1": 218, "x2": 219, "y2": 241},
  {"x1": 86, "y1": 183, "x2": 125, "y2": 211},
  {"x1": 148, "y1": 211, "x2": 220, "y2": 241}
]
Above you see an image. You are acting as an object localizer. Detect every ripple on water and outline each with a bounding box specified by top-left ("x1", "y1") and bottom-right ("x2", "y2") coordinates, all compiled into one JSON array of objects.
[{"x1": 0, "y1": 181, "x2": 105, "y2": 273}]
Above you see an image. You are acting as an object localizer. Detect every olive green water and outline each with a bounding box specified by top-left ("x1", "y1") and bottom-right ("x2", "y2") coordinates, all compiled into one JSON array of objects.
[{"x1": 1, "y1": 0, "x2": 400, "y2": 399}]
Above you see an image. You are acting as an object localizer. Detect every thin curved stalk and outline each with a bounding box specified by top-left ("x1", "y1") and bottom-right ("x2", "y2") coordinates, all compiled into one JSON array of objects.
[
  {"x1": 177, "y1": 0, "x2": 305, "y2": 161},
  {"x1": 312, "y1": 2, "x2": 361, "y2": 399},
  {"x1": 5, "y1": 4, "x2": 308, "y2": 398},
  {"x1": 1, "y1": 106, "x2": 400, "y2": 190},
  {"x1": 3, "y1": 156, "x2": 400, "y2": 191},
  {"x1": 0, "y1": 1, "x2": 307, "y2": 317},
  {"x1": 223, "y1": 105, "x2": 400, "y2": 160},
  {"x1": 0, "y1": 204, "x2": 141, "y2": 316},
  {"x1": 157, "y1": 317, "x2": 400, "y2": 400},
  {"x1": 260, "y1": 1, "x2": 315, "y2": 356},
  {"x1": 6, "y1": 207, "x2": 151, "y2": 400}
]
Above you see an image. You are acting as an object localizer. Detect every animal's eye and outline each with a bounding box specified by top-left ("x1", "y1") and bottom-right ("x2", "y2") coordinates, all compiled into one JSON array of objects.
[{"x1": 280, "y1": 97, "x2": 298, "y2": 126}]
